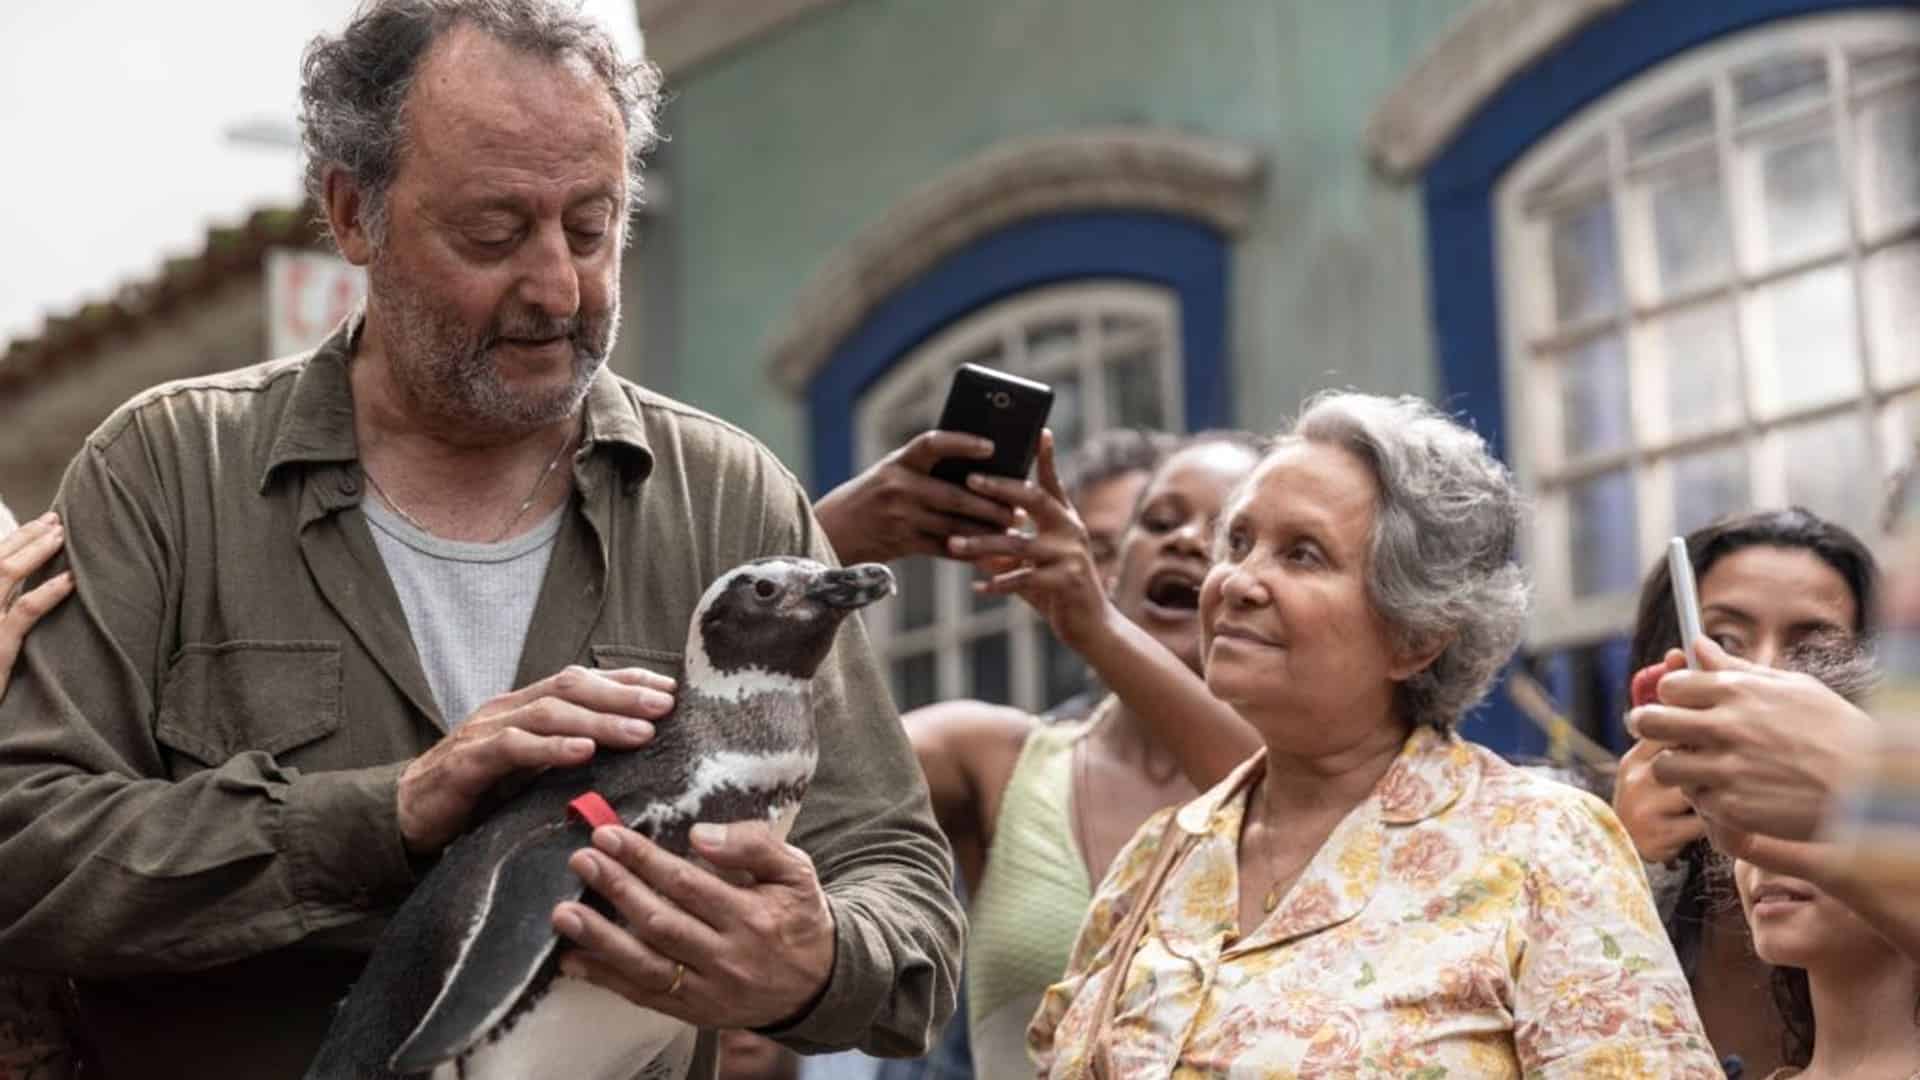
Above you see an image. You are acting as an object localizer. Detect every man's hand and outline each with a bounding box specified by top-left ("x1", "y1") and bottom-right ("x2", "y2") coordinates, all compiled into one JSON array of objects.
[
  {"x1": 813, "y1": 431, "x2": 1016, "y2": 564},
  {"x1": 948, "y1": 432, "x2": 1115, "y2": 651},
  {"x1": 397, "y1": 666, "x2": 676, "y2": 855},
  {"x1": 552, "y1": 820, "x2": 836, "y2": 1031},
  {"x1": 1629, "y1": 637, "x2": 1872, "y2": 843},
  {"x1": 0, "y1": 513, "x2": 74, "y2": 702}
]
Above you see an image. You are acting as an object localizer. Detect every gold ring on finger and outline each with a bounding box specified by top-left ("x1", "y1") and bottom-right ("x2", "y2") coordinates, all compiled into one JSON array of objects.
[{"x1": 665, "y1": 961, "x2": 686, "y2": 996}]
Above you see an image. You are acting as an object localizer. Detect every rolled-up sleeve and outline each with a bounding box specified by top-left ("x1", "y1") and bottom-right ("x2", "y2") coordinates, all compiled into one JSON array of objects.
[
  {"x1": 1511, "y1": 796, "x2": 1723, "y2": 1077},
  {"x1": 0, "y1": 432, "x2": 415, "y2": 977},
  {"x1": 749, "y1": 478, "x2": 965, "y2": 1057}
]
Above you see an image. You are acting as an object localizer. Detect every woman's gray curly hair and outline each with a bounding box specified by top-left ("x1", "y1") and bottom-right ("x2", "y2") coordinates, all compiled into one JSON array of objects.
[
  {"x1": 299, "y1": 0, "x2": 663, "y2": 243},
  {"x1": 1285, "y1": 391, "x2": 1529, "y2": 731}
]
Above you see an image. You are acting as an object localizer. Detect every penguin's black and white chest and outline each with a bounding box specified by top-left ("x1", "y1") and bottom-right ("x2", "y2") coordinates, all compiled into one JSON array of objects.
[
  {"x1": 444, "y1": 696, "x2": 817, "y2": 1080},
  {"x1": 440, "y1": 978, "x2": 697, "y2": 1080}
]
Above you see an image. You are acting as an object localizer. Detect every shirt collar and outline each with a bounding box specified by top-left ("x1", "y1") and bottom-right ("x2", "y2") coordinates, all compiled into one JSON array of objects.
[
  {"x1": 1174, "y1": 724, "x2": 1473, "y2": 836},
  {"x1": 261, "y1": 313, "x2": 655, "y2": 491}
]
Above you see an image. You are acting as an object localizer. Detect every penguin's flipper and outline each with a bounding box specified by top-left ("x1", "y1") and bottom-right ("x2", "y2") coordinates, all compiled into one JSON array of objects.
[{"x1": 390, "y1": 821, "x2": 587, "y2": 1072}]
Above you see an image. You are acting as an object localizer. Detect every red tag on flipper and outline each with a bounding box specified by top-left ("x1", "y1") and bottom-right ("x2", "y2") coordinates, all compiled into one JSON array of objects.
[{"x1": 567, "y1": 792, "x2": 621, "y2": 830}]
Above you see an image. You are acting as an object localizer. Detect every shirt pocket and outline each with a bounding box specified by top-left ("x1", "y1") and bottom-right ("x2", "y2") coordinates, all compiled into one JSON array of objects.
[
  {"x1": 156, "y1": 640, "x2": 344, "y2": 773},
  {"x1": 589, "y1": 643, "x2": 683, "y2": 683}
]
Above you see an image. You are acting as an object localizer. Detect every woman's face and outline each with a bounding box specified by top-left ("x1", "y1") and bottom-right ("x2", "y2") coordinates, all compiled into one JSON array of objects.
[
  {"x1": 1697, "y1": 545, "x2": 1857, "y2": 668},
  {"x1": 1197, "y1": 441, "x2": 1424, "y2": 743},
  {"x1": 1734, "y1": 859, "x2": 1887, "y2": 971},
  {"x1": 1108, "y1": 442, "x2": 1259, "y2": 674},
  {"x1": 1076, "y1": 469, "x2": 1153, "y2": 586}
]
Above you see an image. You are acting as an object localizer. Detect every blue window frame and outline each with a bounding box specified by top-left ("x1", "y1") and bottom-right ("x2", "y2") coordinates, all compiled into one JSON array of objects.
[
  {"x1": 1417, "y1": 0, "x2": 1913, "y2": 757},
  {"x1": 805, "y1": 210, "x2": 1232, "y2": 493}
]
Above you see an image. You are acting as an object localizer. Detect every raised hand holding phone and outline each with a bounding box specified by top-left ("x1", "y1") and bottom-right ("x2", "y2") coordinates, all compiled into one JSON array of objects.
[{"x1": 928, "y1": 364, "x2": 1054, "y2": 494}]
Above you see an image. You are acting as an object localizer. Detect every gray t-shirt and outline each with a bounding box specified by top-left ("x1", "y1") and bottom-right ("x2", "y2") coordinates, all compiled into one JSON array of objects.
[{"x1": 362, "y1": 496, "x2": 564, "y2": 726}]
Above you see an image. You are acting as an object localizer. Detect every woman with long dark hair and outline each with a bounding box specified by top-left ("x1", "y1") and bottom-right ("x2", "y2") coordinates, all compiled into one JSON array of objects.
[{"x1": 1612, "y1": 508, "x2": 1878, "y2": 1076}]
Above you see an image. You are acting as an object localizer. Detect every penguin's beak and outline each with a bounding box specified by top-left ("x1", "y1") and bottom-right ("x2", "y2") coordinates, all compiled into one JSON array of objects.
[{"x1": 808, "y1": 563, "x2": 896, "y2": 609}]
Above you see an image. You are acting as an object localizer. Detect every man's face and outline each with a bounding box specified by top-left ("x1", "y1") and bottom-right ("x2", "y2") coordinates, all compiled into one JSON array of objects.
[{"x1": 364, "y1": 24, "x2": 628, "y2": 438}]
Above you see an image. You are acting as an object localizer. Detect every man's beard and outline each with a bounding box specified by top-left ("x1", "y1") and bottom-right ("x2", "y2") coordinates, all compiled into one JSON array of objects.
[{"x1": 368, "y1": 259, "x2": 618, "y2": 436}]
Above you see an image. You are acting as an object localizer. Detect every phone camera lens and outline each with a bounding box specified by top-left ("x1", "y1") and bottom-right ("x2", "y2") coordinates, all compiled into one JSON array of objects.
[{"x1": 990, "y1": 391, "x2": 1011, "y2": 409}]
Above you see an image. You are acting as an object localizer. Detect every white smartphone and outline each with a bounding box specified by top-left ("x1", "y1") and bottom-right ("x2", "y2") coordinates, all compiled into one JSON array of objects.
[{"x1": 1667, "y1": 536, "x2": 1704, "y2": 669}]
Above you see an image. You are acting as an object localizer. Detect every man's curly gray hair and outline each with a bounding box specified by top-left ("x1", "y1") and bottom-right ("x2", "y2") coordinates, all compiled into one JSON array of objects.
[
  {"x1": 298, "y1": 0, "x2": 663, "y2": 244},
  {"x1": 1285, "y1": 391, "x2": 1529, "y2": 731}
]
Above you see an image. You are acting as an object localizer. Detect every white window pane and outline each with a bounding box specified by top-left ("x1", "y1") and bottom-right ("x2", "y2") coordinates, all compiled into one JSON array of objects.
[
  {"x1": 1654, "y1": 302, "x2": 1743, "y2": 438},
  {"x1": 1646, "y1": 166, "x2": 1733, "y2": 295},
  {"x1": 896, "y1": 555, "x2": 936, "y2": 632},
  {"x1": 1105, "y1": 346, "x2": 1163, "y2": 431},
  {"x1": 1629, "y1": 88, "x2": 1714, "y2": 161},
  {"x1": 1858, "y1": 91, "x2": 1920, "y2": 234},
  {"x1": 1551, "y1": 199, "x2": 1623, "y2": 324},
  {"x1": 1671, "y1": 444, "x2": 1750, "y2": 535},
  {"x1": 1736, "y1": 53, "x2": 1830, "y2": 120},
  {"x1": 1743, "y1": 264, "x2": 1862, "y2": 416},
  {"x1": 967, "y1": 633, "x2": 1012, "y2": 705},
  {"x1": 1569, "y1": 470, "x2": 1641, "y2": 598},
  {"x1": 1025, "y1": 319, "x2": 1078, "y2": 374},
  {"x1": 1558, "y1": 334, "x2": 1632, "y2": 458},
  {"x1": 1867, "y1": 241, "x2": 1920, "y2": 385},
  {"x1": 1782, "y1": 412, "x2": 1876, "y2": 537},
  {"x1": 1749, "y1": 132, "x2": 1849, "y2": 266},
  {"x1": 892, "y1": 653, "x2": 938, "y2": 712},
  {"x1": 1101, "y1": 309, "x2": 1153, "y2": 342},
  {"x1": 1853, "y1": 45, "x2": 1920, "y2": 89},
  {"x1": 1050, "y1": 369, "x2": 1086, "y2": 455}
]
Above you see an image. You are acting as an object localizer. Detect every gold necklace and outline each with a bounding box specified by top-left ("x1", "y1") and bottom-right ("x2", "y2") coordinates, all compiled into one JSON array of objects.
[
  {"x1": 364, "y1": 429, "x2": 576, "y2": 543},
  {"x1": 1255, "y1": 774, "x2": 1284, "y2": 914}
]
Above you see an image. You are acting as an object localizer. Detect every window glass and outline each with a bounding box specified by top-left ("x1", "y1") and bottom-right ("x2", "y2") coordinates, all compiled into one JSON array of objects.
[{"x1": 1500, "y1": 18, "x2": 1920, "y2": 644}]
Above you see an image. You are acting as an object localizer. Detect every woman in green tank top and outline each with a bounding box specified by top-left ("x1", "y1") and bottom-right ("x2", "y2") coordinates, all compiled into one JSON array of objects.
[{"x1": 912, "y1": 431, "x2": 1272, "y2": 1078}]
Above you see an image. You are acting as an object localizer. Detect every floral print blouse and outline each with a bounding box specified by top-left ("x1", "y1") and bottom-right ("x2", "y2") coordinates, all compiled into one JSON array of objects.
[{"x1": 1027, "y1": 726, "x2": 1723, "y2": 1078}]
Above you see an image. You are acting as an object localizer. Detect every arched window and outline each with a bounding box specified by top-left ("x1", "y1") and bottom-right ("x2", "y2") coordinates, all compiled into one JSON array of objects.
[
  {"x1": 1497, "y1": 13, "x2": 1919, "y2": 645},
  {"x1": 856, "y1": 281, "x2": 1184, "y2": 711},
  {"x1": 1378, "y1": 0, "x2": 1916, "y2": 754}
]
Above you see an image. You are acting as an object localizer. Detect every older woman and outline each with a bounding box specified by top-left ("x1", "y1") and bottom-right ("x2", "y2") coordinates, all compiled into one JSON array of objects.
[{"x1": 1028, "y1": 392, "x2": 1720, "y2": 1076}]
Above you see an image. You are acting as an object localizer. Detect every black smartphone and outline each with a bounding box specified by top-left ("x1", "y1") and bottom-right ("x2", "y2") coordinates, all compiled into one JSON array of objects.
[{"x1": 929, "y1": 363, "x2": 1054, "y2": 489}]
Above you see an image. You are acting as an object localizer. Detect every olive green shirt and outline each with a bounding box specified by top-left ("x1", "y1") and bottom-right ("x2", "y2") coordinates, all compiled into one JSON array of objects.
[{"x1": 0, "y1": 323, "x2": 961, "y2": 1078}]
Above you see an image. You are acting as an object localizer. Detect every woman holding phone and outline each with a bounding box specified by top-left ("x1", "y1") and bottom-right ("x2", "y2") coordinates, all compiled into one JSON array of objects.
[
  {"x1": 1613, "y1": 508, "x2": 1878, "y2": 1075},
  {"x1": 909, "y1": 428, "x2": 1267, "y2": 1077}
]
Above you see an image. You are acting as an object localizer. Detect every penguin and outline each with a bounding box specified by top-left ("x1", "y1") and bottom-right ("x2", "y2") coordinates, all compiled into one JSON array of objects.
[{"x1": 304, "y1": 556, "x2": 896, "y2": 1080}]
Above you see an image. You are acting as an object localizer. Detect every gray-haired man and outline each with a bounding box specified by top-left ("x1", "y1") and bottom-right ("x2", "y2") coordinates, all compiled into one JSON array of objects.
[{"x1": 0, "y1": 2, "x2": 960, "y2": 1076}]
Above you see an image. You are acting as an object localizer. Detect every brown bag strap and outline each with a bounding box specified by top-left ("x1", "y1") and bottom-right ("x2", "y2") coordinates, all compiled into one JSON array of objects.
[{"x1": 1077, "y1": 815, "x2": 1200, "y2": 1080}]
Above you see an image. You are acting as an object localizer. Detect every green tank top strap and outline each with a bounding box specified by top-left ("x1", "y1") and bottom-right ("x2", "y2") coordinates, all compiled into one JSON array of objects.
[{"x1": 966, "y1": 709, "x2": 1102, "y2": 1078}]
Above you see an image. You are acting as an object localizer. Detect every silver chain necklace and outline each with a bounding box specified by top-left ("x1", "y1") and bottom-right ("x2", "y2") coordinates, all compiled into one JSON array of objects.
[{"x1": 363, "y1": 429, "x2": 577, "y2": 543}]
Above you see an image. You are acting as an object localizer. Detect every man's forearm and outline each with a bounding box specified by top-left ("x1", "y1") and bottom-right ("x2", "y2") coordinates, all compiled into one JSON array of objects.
[{"x1": 0, "y1": 758, "x2": 414, "y2": 976}]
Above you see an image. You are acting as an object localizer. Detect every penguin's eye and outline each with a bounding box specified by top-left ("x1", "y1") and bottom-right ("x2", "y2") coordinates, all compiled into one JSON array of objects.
[{"x1": 753, "y1": 579, "x2": 778, "y2": 600}]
